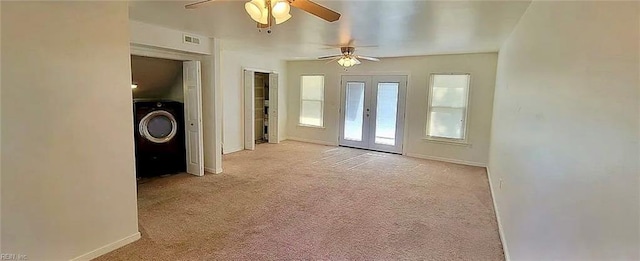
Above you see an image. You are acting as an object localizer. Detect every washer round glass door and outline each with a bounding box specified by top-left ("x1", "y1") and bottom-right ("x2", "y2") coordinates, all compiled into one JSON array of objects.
[{"x1": 139, "y1": 110, "x2": 178, "y2": 143}]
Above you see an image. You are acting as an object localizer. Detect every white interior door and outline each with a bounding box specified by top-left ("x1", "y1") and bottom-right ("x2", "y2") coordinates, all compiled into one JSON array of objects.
[
  {"x1": 243, "y1": 70, "x2": 256, "y2": 150},
  {"x1": 339, "y1": 75, "x2": 407, "y2": 154},
  {"x1": 183, "y1": 61, "x2": 204, "y2": 176},
  {"x1": 268, "y1": 73, "x2": 279, "y2": 143}
]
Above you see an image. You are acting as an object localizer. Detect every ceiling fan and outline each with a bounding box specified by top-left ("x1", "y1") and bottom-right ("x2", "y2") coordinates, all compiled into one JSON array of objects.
[
  {"x1": 318, "y1": 46, "x2": 380, "y2": 67},
  {"x1": 185, "y1": 0, "x2": 341, "y2": 32}
]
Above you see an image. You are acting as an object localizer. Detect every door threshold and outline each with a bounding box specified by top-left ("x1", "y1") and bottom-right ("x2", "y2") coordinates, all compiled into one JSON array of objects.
[{"x1": 338, "y1": 145, "x2": 402, "y2": 155}]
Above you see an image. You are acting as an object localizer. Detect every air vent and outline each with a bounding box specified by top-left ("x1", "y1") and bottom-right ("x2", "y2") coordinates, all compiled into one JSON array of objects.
[{"x1": 183, "y1": 34, "x2": 201, "y2": 45}]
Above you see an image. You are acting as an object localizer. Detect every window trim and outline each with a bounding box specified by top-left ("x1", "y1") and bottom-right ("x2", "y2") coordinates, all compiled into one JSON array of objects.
[
  {"x1": 425, "y1": 73, "x2": 471, "y2": 144},
  {"x1": 298, "y1": 74, "x2": 325, "y2": 128}
]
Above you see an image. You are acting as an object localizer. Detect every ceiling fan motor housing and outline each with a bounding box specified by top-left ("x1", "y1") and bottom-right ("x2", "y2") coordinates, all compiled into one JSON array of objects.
[{"x1": 341, "y1": 46, "x2": 355, "y2": 55}]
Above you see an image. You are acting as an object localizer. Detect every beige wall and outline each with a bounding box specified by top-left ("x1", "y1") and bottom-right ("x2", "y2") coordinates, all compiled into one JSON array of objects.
[
  {"x1": 130, "y1": 20, "x2": 212, "y2": 55},
  {"x1": 489, "y1": 1, "x2": 639, "y2": 260},
  {"x1": 221, "y1": 49, "x2": 288, "y2": 154},
  {"x1": 286, "y1": 53, "x2": 497, "y2": 165},
  {"x1": 1, "y1": 2, "x2": 139, "y2": 259}
]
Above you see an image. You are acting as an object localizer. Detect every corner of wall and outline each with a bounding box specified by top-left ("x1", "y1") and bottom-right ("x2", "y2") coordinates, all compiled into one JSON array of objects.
[
  {"x1": 70, "y1": 232, "x2": 141, "y2": 261},
  {"x1": 485, "y1": 167, "x2": 510, "y2": 261}
]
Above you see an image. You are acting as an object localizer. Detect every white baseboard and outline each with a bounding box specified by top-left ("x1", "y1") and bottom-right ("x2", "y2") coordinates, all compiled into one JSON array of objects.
[
  {"x1": 205, "y1": 167, "x2": 223, "y2": 174},
  {"x1": 286, "y1": 137, "x2": 338, "y2": 146},
  {"x1": 486, "y1": 167, "x2": 510, "y2": 261},
  {"x1": 405, "y1": 153, "x2": 487, "y2": 167},
  {"x1": 70, "y1": 232, "x2": 141, "y2": 261}
]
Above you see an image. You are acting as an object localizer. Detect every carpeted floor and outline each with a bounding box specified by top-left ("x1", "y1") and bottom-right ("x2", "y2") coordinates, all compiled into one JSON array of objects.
[{"x1": 98, "y1": 141, "x2": 504, "y2": 260}]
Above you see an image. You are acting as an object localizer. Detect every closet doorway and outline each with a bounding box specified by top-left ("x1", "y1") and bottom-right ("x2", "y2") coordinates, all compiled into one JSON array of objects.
[
  {"x1": 243, "y1": 69, "x2": 279, "y2": 150},
  {"x1": 339, "y1": 75, "x2": 407, "y2": 154},
  {"x1": 130, "y1": 54, "x2": 205, "y2": 177}
]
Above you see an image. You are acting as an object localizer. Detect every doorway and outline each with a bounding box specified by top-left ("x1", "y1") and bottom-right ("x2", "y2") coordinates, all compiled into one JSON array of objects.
[
  {"x1": 254, "y1": 72, "x2": 270, "y2": 144},
  {"x1": 243, "y1": 69, "x2": 279, "y2": 150},
  {"x1": 131, "y1": 55, "x2": 205, "y2": 177},
  {"x1": 339, "y1": 75, "x2": 407, "y2": 154}
]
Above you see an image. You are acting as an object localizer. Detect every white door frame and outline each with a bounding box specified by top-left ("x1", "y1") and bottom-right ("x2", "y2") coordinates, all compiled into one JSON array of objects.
[
  {"x1": 242, "y1": 68, "x2": 280, "y2": 150},
  {"x1": 243, "y1": 70, "x2": 256, "y2": 150},
  {"x1": 339, "y1": 75, "x2": 408, "y2": 154}
]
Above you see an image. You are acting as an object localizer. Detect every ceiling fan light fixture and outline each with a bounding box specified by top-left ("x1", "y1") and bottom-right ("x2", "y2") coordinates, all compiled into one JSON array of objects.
[
  {"x1": 338, "y1": 57, "x2": 355, "y2": 67},
  {"x1": 272, "y1": 0, "x2": 290, "y2": 16},
  {"x1": 272, "y1": 0, "x2": 291, "y2": 24},
  {"x1": 245, "y1": 0, "x2": 266, "y2": 23},
  {"x1": 275, "y1": 13, "x2": 292, "y2": 24},
  {"x1": 188, "y1": 0, "x2": 341, "y2": 32}
]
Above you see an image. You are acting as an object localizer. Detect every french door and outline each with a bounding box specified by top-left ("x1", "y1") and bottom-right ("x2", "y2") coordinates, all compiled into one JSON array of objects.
[{"x1": 339, "y1": 75, "x2": 407, "y2": 154}]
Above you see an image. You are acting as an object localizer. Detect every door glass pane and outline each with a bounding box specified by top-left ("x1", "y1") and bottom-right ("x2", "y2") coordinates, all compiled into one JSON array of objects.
[
  {"x1": 375, "y1": 83, "x2": 399, "y2": 145},
  {"x1": 344, "y1": 82, "x2": 365, "y2": 141}
]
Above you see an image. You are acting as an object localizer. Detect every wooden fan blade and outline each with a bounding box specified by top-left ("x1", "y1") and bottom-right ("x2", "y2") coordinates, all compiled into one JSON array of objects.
[
  {"x1": 356, "y1": 56, "x2": 380, "y2": 62},
  {"x1": 317, "y1": 55, "x2": 343, "y2": 60},
  {"x1": 185, "y1": 0, "x2": 214, "y2": 9},
  {"x1": 353, "y1": 57, "x2": 361, "y2": 64},
  {"x1": 290, "y1": 0, "x2": 341, "y2": 22}
]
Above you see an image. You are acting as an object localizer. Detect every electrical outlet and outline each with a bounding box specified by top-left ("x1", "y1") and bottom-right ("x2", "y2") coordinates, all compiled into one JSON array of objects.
[{"x1": 499, "y1": 178, "x2": 504, "y2": 189}]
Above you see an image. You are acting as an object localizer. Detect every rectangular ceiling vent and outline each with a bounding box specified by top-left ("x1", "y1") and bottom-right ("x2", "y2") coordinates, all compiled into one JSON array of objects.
[{"x1": 183, "y1": 34, "x2": 201, "y2": 45}]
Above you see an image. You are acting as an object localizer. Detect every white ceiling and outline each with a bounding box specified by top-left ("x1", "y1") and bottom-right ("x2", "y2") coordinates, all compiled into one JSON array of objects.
[{"x1": 129, "y1": 0, "x2": 531, "y2": 60}]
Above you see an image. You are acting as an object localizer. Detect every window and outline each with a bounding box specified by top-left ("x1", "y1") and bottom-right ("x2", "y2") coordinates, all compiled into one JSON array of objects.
[
  {"x1": 426, "y1": 74, "x2": 470, "y2": 141},
  {"x1": 299, "y1": 75, "x2": 325, "y2": 127}
]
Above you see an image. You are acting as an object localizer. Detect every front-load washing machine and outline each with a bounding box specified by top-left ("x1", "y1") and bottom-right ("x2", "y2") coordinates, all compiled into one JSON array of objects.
[{"x1": 133, "y1": 100, "x2": 186, "y2": 177}]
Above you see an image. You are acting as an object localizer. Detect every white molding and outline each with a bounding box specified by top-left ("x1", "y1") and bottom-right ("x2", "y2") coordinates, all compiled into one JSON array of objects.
[
  {"x1": 486, "y1": 167, "x2": 510, "y2": 261},
  {"x1": 286, "y1": 137, "x2": 338, "y2": 146},
  {"x1": 204, "y1": 167, "x2": 223, "y2": 174},
  {"x1": 242, "y1": 67, "x2": 278, "y2": 74},
  {"x1": 130, "y1": 44, "x2": 204, "y2": 61},
  {"x1": 70, "y1": 232, "x2": 141, "y2": 261},
  {"x1": 405, "y1": 152, "x2": 486, "y2": 167}
]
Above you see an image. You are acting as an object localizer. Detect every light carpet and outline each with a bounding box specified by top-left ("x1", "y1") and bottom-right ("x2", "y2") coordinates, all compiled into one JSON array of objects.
[{"x1": 97, "y1": 141, "x2": 504, "y2": 260}]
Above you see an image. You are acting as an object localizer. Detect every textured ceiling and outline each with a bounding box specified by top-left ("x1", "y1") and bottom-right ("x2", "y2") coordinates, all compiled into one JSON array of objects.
[{"x1": 129, "y1": 0, "x2": 531, "y2": 59}]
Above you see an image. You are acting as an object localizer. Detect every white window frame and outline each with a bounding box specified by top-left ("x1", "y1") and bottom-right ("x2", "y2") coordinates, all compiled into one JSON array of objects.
[
  {"x1": 299, "y1": 75, "x2": 325, "y2": 128},
  {"x1": 425, "y1": 73, "x2": 471, "y2": 144}
]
